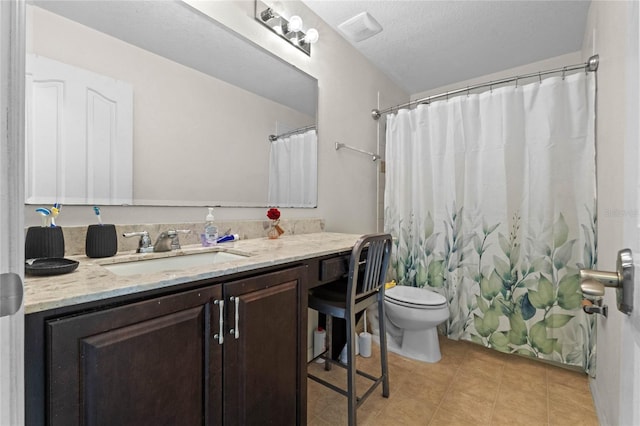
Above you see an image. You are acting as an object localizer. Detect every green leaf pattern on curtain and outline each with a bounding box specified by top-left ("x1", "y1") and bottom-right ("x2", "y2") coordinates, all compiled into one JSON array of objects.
[{"x1": 385, "y1": 203, "x2": 598, "y2": 374}]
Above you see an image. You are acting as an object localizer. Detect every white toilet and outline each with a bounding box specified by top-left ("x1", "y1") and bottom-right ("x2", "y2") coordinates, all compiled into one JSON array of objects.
[{"x1": 381, "y1": 285, "x2": 449, "y2": 363}]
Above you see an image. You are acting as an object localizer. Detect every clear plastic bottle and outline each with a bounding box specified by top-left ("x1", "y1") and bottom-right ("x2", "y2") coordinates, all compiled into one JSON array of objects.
[{"x1": 203, "y1": 207, "x2": 218, "y2": 246}]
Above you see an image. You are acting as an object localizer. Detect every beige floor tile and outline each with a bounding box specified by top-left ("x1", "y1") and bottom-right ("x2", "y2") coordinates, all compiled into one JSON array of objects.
[
  {"x1": 429, "y1": 406, "x2": 489, "y2": 426},
  {"x1": 491, "y1": 403, "x2": 550, "y2": 426},
  {"x1": 450, "y1": 368, "x2": 501, "y2": 401},
  {"x1": 549, "y1": 401, "x2": 599, "y2": 426},
  {"x1": 502, "y1": 354, "x2": 548, "y2": 378},
  {"x1": 308, "y1": 336, "x2": 599, "y2": 426},
  {"x1": 500, "y1": 370, "x2": 547, "y2": 399},
  {"x1": 458, "y1": 355, "x2": 505, "y2": 383},
  {"x1": 306, "y1": 414, "x2": 335, "y2": 426},
  {"x1": 548, "y1": 381, "x2": 596, "y2": 409},
  {"x1": 438, "y1": 388, "x2": 495, "y2": 424},
  {"x1": 495, "y1": 384, "x2": 548, "y2": 416},
  {"x1": 546, "y1": 365, "x2": 590, "y2": 392},
  {"x1": 371, "y1": 394, "x2": 438, "y2": 425}
]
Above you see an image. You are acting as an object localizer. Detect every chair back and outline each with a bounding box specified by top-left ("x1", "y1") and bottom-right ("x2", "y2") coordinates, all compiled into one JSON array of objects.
[{"x1": 347, "y1": 233, "x2": 393, "y2": 302}]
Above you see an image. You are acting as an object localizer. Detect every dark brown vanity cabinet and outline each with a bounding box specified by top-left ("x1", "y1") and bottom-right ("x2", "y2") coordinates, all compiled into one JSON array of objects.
[
  {"x1": 46, "y1": 285, "x2": 223, "y2": 426},
  {"x1": 32, "y1": 265, "x2": 307, "y2": 426}
]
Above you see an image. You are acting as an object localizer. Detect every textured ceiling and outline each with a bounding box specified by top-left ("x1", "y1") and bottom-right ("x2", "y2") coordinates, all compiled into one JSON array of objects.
[{"x1": 302, "y1": 0, "x2": 591, "y2": 94}]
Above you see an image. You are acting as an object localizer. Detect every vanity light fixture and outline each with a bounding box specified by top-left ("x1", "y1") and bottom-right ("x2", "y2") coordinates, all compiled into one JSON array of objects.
[{"x1": 255, "y1": 0, "x2": 319, "y2": 56}]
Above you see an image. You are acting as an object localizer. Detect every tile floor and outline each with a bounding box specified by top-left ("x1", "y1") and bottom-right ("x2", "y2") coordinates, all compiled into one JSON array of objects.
[{"x1": 307, "y1": 336, "x2": 599, "y2": 425}]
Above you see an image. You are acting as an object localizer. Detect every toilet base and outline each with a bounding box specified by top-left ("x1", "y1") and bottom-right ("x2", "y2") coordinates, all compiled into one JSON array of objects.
[
  {"x1": 399, "y1": 327, "x2": 441, "y2": 363},
  {"x1": 372, "y1": 327, "x2": 442, "y2": 363}
]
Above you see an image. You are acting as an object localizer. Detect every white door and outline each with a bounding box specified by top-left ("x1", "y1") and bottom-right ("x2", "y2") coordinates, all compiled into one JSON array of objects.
[
  {"x1": 0, "y1": 1, "x2": 25, "y2": 425},
  {"x1": 619, "y1": 4, "x2": 640, "y2": 423},
  {"x1": 25, "y1": 54, "x2": 133, "y2": 205}
]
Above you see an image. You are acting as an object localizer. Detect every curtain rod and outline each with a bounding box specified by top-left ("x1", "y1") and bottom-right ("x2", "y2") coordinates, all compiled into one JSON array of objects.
[
  {"x1": 269, "y1": 124, "x2": 316, "y2": 142},
  {"x1": 371, "y1": 54, "x2": 599, "y2": 120}
]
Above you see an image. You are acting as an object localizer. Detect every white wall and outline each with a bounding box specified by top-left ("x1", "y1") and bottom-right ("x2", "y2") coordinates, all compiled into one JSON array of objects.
[
  {"x1": 411, "y1": 52, "x2": 582, "y2": 101},
  {"x1": 582, "y1": 2, "x2": 633, "y2": 425},
  {"x1": 25, "y1": 0, "x2": 408, "y2": 233}
]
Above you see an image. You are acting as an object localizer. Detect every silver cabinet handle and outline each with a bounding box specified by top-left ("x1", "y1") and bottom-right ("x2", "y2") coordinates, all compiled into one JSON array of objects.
[
  {"x1": 229, "y1": 296, "x2": 240, "y2": 339},
  {"x1": 213, "y1": 299, "x2": 224, "y2": 345}
]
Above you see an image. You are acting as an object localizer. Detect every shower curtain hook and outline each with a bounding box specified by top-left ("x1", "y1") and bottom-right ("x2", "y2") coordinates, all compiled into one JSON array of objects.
[
  {"x1": 446, "y1": 91, "x2": 449, "y2": 101},
  {"x1": 466, "y1": 86, "x2": 470, "y2": 97},
  {"x1": 538, "y1": 72, "x2": 542, "y2": 84},
  {"x1": 562, "y1": 66, "x2": 567, "y2": 80},
  {"x1": 490, "y1": 82, "x2": 493, "y2": 93},
  {"x1": 515, "y1": 76, "x2": 519, "y2": 88}
]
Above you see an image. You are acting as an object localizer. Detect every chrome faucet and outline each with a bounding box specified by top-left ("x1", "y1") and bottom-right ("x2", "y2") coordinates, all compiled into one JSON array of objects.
[
  {"x1": 123, "y1": 231, "x2": 154, "y2": 253},
  {"x1": 154, "y1": 229, "x2": 191, "y2": 252}
]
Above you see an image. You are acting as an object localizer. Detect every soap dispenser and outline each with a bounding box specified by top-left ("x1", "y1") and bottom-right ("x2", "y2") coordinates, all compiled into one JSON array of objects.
[{"x1": 203, "y1": 207, "x2": 218, "y2": 247}]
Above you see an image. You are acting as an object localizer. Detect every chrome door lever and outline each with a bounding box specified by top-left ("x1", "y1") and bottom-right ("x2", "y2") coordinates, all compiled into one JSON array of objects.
[{"x1": 580, "y1": 248, "x2": 634, "y2": 315}]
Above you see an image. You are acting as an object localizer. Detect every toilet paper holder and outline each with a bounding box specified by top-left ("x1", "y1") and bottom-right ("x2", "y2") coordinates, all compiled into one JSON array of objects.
[{"x1": 579, "y1": 248, "x2": 634, "y2": 315}]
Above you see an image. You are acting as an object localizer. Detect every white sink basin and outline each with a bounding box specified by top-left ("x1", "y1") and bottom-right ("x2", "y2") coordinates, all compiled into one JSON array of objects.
[{"x1": 102, "y1": 251, "x2": 249, "y2": 276}]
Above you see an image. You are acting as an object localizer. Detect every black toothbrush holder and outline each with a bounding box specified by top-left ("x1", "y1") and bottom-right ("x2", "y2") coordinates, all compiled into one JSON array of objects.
[
  {"x1": 25, "y1": 226, "x2": 65, "y2": 259},
  {"x1": 85, "y1": 224, "x2": 118, "y2": 258}
]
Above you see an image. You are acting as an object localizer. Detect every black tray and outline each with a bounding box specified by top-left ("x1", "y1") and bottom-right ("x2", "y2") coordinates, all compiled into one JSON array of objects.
[{"x1": 25, "y1": 258, "x2": 79, "y2": 276}]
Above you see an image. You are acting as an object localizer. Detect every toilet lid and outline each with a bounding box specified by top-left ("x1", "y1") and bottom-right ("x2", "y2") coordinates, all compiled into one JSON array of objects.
[{"x1": 385, "y1": 285, "x2": 447, "y2": 306}]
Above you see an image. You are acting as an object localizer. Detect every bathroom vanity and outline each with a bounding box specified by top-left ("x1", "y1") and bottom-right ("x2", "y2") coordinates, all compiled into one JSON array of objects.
[{"x1": 24, "y1": 232, "x2": 360, "y2": 426}]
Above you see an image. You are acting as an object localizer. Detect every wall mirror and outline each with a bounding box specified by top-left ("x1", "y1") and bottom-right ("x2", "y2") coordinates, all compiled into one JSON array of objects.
[{"x1": 25, "y1": 0, "x2": 318, "y2": 208}]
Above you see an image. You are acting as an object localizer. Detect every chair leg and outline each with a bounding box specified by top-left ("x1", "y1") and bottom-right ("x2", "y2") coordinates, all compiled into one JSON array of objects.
[
  {"x1": 325, "y1": 315, "x2": 332, "y2": 371},
  {"x1": 346, "y1": 312, "x2": 357, "y2": 426},
  {"x1": 377, "y1": 297, "x2": 390, "y2": 397}
]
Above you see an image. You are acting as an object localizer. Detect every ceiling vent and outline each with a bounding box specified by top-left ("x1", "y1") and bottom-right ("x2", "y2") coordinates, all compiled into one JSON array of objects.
[{"x1": 337, "y1": 11, "x2": 382, "y2": 42}]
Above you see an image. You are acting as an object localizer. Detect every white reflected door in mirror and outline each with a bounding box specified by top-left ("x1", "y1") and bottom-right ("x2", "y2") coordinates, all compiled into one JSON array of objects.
[{"x1": 25, "y1": 54, "x2": 133, "y2": 205}]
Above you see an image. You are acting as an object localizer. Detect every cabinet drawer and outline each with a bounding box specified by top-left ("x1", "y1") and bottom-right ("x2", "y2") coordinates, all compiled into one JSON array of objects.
[{"x1": 319, "y1": 255, "x2": 350, "y2": 282}]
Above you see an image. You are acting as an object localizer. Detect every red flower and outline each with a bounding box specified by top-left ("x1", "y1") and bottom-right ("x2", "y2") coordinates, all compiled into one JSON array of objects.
[{"x1": 267, "y1": 208, "x2": 281, "y2": 220}]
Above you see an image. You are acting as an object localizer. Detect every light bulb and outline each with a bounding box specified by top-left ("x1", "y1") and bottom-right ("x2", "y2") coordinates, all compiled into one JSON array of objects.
[
  {"x1": 304, "y1": 28, "x2": 319, "y2": 44},
  {"x1": 289, "y1": 15, "x2": 303, "y2": 32}
]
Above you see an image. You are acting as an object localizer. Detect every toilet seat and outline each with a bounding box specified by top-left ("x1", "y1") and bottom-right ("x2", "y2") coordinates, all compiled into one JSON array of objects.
[{"x1": 385, "y1": 286, "x2": 447, "y2": 309}]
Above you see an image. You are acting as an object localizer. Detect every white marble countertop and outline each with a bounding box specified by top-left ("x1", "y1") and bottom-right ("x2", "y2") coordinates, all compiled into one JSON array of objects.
[{"x1": 24, "y1": 232, "x2": 362, "y2": 314}]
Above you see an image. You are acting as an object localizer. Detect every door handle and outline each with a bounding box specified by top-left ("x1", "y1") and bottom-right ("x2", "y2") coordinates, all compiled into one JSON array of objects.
[
  {"x1": 0, "y1": 273, "x2": 23, "y2": 318},
  {"x1": 580, "y1": 248, "x2": 634, "y2": 315},
  {"x1": 229, "y1": 296, "x2": 240, "y2": 339},
  {"x1": 213, "y1": 299, "x2": 224, "y2": 345}
]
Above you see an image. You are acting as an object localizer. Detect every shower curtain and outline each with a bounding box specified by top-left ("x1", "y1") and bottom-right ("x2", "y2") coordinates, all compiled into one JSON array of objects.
[
  {"x1": 268, "y1": 129, "x2": 317, "y2": 207},
  {"x1": 384, "y1": 72, "x2": 597, "y2": 373}
]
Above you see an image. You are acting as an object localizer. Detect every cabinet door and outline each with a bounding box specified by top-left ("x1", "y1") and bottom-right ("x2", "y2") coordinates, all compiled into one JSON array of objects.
[
  {"x1": 47, "y1": 286, "x2": 222, "y2": 426},
  {"x1": 223, "y1": 266, "x2": 307, "y2": 426}
]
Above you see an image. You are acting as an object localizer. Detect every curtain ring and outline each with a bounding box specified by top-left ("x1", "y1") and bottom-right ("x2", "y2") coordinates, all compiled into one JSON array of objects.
[
  {"x1": 490, "y1": 82, "x2": 493, "y2": 93},
  {"x1": 538, "y1": 72, "x2": 542, "y2": 84},
  {"x1": 446, "y1": 91, "x2": 449, "y2": 101},
  {"x1": 562, "y1": 66, "x2": 567, "y2": 80},
  {"x1": 515, "y1": 76, "x2": 519, "y2": 88},
  {"x1": 466, "y1": 86, "x2": 470, "y2": 97}
]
